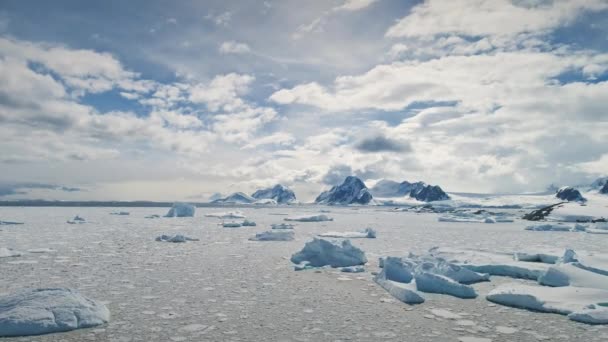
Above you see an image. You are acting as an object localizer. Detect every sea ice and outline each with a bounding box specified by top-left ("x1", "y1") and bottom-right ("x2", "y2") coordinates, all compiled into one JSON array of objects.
[
  {"x1": 414, "y1": 272, "x2": 477, "y2": 298},
  {"x1": 0, "y1": 221, "x2": 24, "y2": 225},
  {"x1": 155, "y1": 234, "x2": 199, "y2": 243},
  {"x1": 241, "y1": 220, "x2": 257, "y2": 226},
  {"x1": 290, "y1": 238, "x2": 367, "y2": 268},
  {"x1": 373, "y1": 269, "x2": 425, "y2": 304},
  {"x1": 0, "y1": 248, "x2": 21, "y2": 258},
  {"x1": 248, "y1": 230, "x2": 294, "y2": 241},
  {"x1": 222, "y1": 222, "x2": 242, "y2": 228},
  {"x1": 341, "y1": 266, "x2": 365, "y2": 273},
  {"x1": 318, "y1": 227, "x2": 376, "y2": 238},
  {"x1": 271, "y1": 223, "x2": 295, "y2": 230},
  {"x1": 525, "y1": 223, "x2": 573, "y2": 232},
  {"x1": 165, "y1": 203, "x2": 195, "y2": 217},
  {"x1": 0, "y1": 288, "x2": 110, "y2": 337},
  {"x1": 204, "y1": 211, "x2": 245, "y2": 219},
  {"x1": 284, "y1": 214, "x2": 333, "y2": 222},
  {"x1": 538, "y1": 263, "x2": 608, "y2": 289}
]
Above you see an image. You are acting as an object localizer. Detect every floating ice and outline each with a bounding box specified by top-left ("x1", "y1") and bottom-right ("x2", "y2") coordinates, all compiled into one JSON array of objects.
[
  {"x1": 0, "y1": 221, "x2": 24, "y2": 225},
  {"x1": 241, "y1": 220, "x2": 257, "y2": 226},
  {"x1": 249, "y1": 230, "x2": 294, "y2": 241},
  {"x1": 0, "y1": 248, "x2": 21, "y2": 258},
  {"x1": 271, "y1": 223, "x2": 295, "y2": 230},
  {"x1": 414, "y1": 272, "x2": 477, "y2": 298},
  {"x1": 0, "y1": 288, "x2": 110, "y2": 337},
  {"x1": 284, "y1": 214, "x2": 333, "y2": 222},
  {"x1": 438, "y1": 210, "x2": 514, "y2": 223},
  {"x1": 525, "y1": 223, "x2": 573, "y2": 232},
  {"x1": 144, "y1": 214, "x2": 161, "y2": 219},
  {"x1": 222, "y1": 222, "x2": 242, "y2": 228},
  {"x1": 373, "y1": 269, "x2": 424, "y2": 304},
  {"x1": 382, "y1": 256, "x2": 414, "y2": 283},
  {"x1": 67, "y1": 215, "x2": 85, "y2": 224},
  {"x1": 165, "y1": 203, "x2": 195, "y2": 217},
  {"x1": 110, "y1": 211, "x2": 129, "y2": 216},
  {"x1": 341, "y1": 266, "x2": 365, "y2": 273},
  {"x1": 539, "y1": 263, "x2": 608, "y2": 289},
  {"x1": 290, "y1": 238, "x2": 367, "y2": 268},
  {"x1": 318, "y1": 227, "x2": 376, "y2": 238},
  {"x1": 155, "y1": 234, "x2": 199, "y2": 243},
  {"x1": 204, "y1": 211, "x2": 245, "y2": 219}
]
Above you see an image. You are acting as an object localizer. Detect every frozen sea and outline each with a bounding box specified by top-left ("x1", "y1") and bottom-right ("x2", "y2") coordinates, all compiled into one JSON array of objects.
[{"x1": 1, "y1": 206, "x2": 607, "y2": 342}]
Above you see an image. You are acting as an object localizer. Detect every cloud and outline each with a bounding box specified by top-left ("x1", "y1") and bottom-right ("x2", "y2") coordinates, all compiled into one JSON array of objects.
[
  {"x1": 293, "y1": 0, "x2": 378, "y2": 39},
  {"x1": 219, "y1": 41, "x2": 251, "y2": 54},
  {"x1": 205, "y1": 11, "x2": 232, "y2": 26},
  {"x1": 355, "y1": 136, "x2": 411, "y2": 153},
  {"x1": 0, "y1": 182, "x2": 84, "y2": 197}
]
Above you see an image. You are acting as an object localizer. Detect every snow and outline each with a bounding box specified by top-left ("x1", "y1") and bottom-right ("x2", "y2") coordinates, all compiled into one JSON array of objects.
[
  {"x1": 0, "y1": 288, "x2": 110, "y2": 337},
  {"x1": 538, "y1": 194, "x2": 608, "y2": 222},
  {"x1": 271, "y1": 223, "x2": 295, "y2": 230},
  {"x1": 164, "y1": 203, "x2": 195, "y2": 218},
  {"x1": 318, "y1": 228, "x2": 376, "y2": 238},
  {"x1": 155, "y1": 234, "x2": 199, "y2": 243},
  {"x1": 204, "y1": 211, "x2": 245, "y2": 219},
  {"x1": 487, "y1": 283, "x2": 608, "y2": 324},
  {"x1": 290, "y1": 238, "x2": 367, "y2": 268},
  {"x1": 248, "y1": 230, "x2": 294, "y2": 241},
  {"x1": 414, "y1": 272, "x2": 477, "y2": 298},
  {"x1": 284, "y1": 214, "x2": 333, "y2": 222},
  {"x1": 0, "y1": 248, "x2": 21, "y2": 258}
]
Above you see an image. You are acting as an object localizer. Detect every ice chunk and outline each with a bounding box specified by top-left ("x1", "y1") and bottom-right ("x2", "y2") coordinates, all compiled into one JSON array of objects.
[
  {"x1": 414, "y1": 272, "x2": 477, "y2": 298},
  {"x1": 145, "y1": 214, "x2": 160, "y2": 219},
  {"x1": 429, "y1": 261, "x2": 490, "y2": 284},
  {"x1": 487, "y1": 283, "x2": 608, "y2": 324},
  {"x1": 66, "y1": 215, "x2": 85, "y2": 224},
  {"x1": 204, "y1": 211, "x2": 245, "y2": 219},
  {"x1": 284, "y1": 214, "x2": 333, "y2": 222},
  {"x1": 318, "y1": 228, "x2": 376, "y2": 238},
  {"x1": 222, "y1": 222, "x2": 242, "y2": 228},
  {"x1": 341, "y1": 266, "x2": 365, "y2": 273},
  {"x1": 539, "y1": 264, "x2": 608, "y2": 289},
  {"x1": 383, "y1": 257, "x2": 414, "y2": 283},
  {"x1": 241, "y1": 220, "x2": 257, "y2": 226},
  {"x1": 290, "y1": 238, "x2": 367, "y2": 268},
  {"x1": 373, "y1": 269, "x2": 424, "y2": 304},
  {"x1": 110, "y1": 211, "x2": 129, "y2": 216},
  {"x1": 165, "y1": 203, "x2": 195, "y2": 217},
  {"x1": 155, "y1": 234, "x2": 199, "y2": 243},
  {"x1": 271, "y1": 223, "x2": 295, "y2": 230},
  {"x1": 0, "y1": 248, "x2": 21, "y2": 258},
  {"x1": 525, "y1": 223, "x2": 572, "y2": 232},
  {"x1": 0, "y1": 221, "x2": 24, "y2": 225},
  {"x1": 0, "y1": 288, "x2": 110, "y2": 337},
  {"x1": 249, "y1": 230, "x2": 294, "y2": 241}
]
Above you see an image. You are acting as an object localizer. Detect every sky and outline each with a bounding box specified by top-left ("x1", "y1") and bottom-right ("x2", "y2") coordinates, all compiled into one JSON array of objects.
[{"x1": 0, "y1": 0, "x2": 607, "y2": 202}]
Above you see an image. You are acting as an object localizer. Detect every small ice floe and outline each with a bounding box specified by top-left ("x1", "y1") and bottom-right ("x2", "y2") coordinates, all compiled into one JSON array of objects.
[
  {"x1": 0, "y1": 248, "x2": 22, "y2": 258},
  {"x1": 284, "y1": 214, "x2": 333, "y2": 222},
  {"x1": 67, "y1": 215, "x2": 85, "y2": 224},
  {"x1": 438, "y1": 210, "x2": 514, "y2": 223},
  {"x1": 165, "y1": 203, "x2": 195, "y2": 217},
  {"x1": 290, "y1": 238, "x2": 367, "y2": 268},
  {"x1": 222, "y1": 222, "x2": 242, "y2": 228},
  {"x1": 0, "y1": 288, "x2": 110, "y2": 337},
  {"x1": 145, "y1": 214, "x2": 161, "y2": 219},
  {"x1": 373, "y1": 268, "x2": 425, "y2": 304},
  {"x1": 27, "y1": 248, "x2": 56, "y2": 254},
  {"x1": 110, "y1": 211, "x2": 130, "y2": 216},
  {"x1": 525, "y1": 223, "x2": 575, "y2": 232},
  {"x1": 526, "y1": 222, "x2": 608, "y2": 235},
  {"x1": 271, "y1": 223, "x2": 295, "y2": 230},
  {"x1": 318, "y1": 227, "x2": 376, "y2": 239},
  {"x1": 204, "y1": 211, "x2": 245, "y2": 219},
  {"x1": 341, "y1": 266, "x2": 365, "y2": 273},
  {"x1": 415, "y1": 272, "x2": 477, "y2": 298},
  {"x1": 249, "y1": 230, "x2": 294, "y2": 241},
  {"x1": 155, "y1": 234, "x2": 199, "y2": 243},
  {"x1": 241, "y1": 220, "x2": 257, "y2": 226},
  {"x1": 0, "y1": 221, "x2": 24, "y2": 225}
]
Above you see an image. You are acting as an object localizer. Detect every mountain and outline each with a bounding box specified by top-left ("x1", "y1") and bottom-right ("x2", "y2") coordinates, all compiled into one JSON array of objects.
[
  {"x1": 211, "y1": 192, "x2": 256, "y2": 204},
  {"x1": 600, "y1": 183, "x2": 608, "y2": 195},
  {"x1": 315, "y1": 176, "x2": 373, "y2": 205},
  {"x1": 370, "y1": 179, "x2": 450, "y2": 202},
  {"x1": 555, "y1": 187, "x2": 586, "y2": 202},
  {"x1": 208, "y1": 193, "x2": 224, "y2": 202},
  {"x1": 251, "y1": 184, "x2": 296, "y2": 204}
]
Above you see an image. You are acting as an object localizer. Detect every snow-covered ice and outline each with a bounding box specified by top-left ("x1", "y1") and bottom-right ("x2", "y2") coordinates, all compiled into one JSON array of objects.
[
  {"x1": 248, "y1": 230, "x2": 294, "y2": 241},
  {"x1": 373, "y1": 269, "x2": 424, "y2": 304},
  {"x1": 414, "y1": 272, "x2": 477, "y2": 298},
  {"x1": 290, "y1": 238, "x2": 367, "y2": 267},
  {"x1": 0, "y1": 288, "x2": 109, "y2": 337},
  {"x1": 284, "y1": 214, "x2": 333, "y2": 222},
  {"x1": 164, "y1": 203, "x2": 195, "y2": 218},
  {"x1": 318, "y1": 227, "x2": 376, "y2": 238}
]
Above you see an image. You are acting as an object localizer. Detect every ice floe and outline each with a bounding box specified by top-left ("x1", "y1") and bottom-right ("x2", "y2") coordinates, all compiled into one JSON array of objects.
[
  {"x1": 67, "y1": 215, "x2": 85, "y2": 224},
  {"x1": 438, "y1": 210, "x2": 514, "y2": 223},
  {"x1": 249, "y1": 230, "x2": 294, "y2": 241},
  {"x1": 271, "y1": 223, "x2": 295, "y2": 230},
  {"x1": 290, "y1": 238, "x2": 367, "y2": 268},
  {"x1": 284, "y1": 214, "x2": 333, "y2": 222},
  {"x1": 0, "y1": 288, "x2": 110, "y2": 337},
  {"x1": 241, "y1": 220, "x2": 257, "y2": 226},
  {"x1": 0, "y1": 221, "x2": 24, "y2": 225},
  {"x1": 0, "y1": 248, "x2": 22, "y2": 258},
  {"x1": 110, "y1": 211, "x2": 129, "y2": 215},
  {"x1": 155, "y1": 234, "x2": 199, "y2": 243},
  {"x1": 318, "y1": 227, "x2": 376, "y2": 238},
  {"x1": 373, "y1": 269, "x2": 424, "y2": 304},
  {"x1": 204, "y1": 211, "x2": 245, "y2": 219},
  {"x1": 414, "y1": 272, "x2": 477, "y2": 298},
  {"x1": 222, "y1": 222, "x2": 242, "y2": 228},
  {"x1": 165, "y1": 203, "x2": 195, "y2": 217}
]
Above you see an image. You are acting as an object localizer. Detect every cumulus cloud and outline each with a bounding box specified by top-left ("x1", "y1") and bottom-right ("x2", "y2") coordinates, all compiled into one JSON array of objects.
[
  {"x1": 219, "y1": 41, "x2": 251, "y2": 54},
  {"x1": 355, "y1": 136, "x2": 411, "y2": 153}
]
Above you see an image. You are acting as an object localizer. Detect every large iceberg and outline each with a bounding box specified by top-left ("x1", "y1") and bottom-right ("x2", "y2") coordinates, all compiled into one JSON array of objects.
[
  {"x1": 314, "y1": 176, "x2": 373, "y2": 205},
  {"x1": 251, "y1": 184, "x2": 296, "y2": 204},
  {"x1": 165, "y1": 203, "x2": 195, "y2": 217},
  {"x1": 0, "y1": 288, "x2": 110, "y2": 337},
  {"x1": 290, "y1": 238, "x2": 367, "y2": 267},
  {"x1": 284, "y1": 214, "x2": 333, "y2": 222},
  {"x1": 249, "y1": 230, "x2": 294, "y2": 241}
]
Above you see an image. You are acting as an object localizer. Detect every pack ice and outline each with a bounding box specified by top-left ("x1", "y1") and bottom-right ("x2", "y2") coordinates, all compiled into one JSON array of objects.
[
  {"x1": 165, "y1": 203, "x2": 195, "y2": 217},
  {"x1": 204, "y1": 211, "x2": 245, "y2": 219},
  {"x1": 290, "y1": 238, "x2": 367, "y2": 268},
  {"x1": 0, "y1": 288, "x2": 110, "y2": 337},
  {"x1": 284, "y1": 214, "x2": 333, "y2": 222},
  {"x1": 249, "y1": 230, "x2": 294, "y2": 241},
  {"x1": 318, "y1": 227, "x2": 376, "y2": 238}
]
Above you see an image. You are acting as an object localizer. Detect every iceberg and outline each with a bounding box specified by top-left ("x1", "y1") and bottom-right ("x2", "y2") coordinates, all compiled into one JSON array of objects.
[
  {"x1": 290, "y1": 238, "x2": 367, "y2": 267},
  {"x1": 222, "y1": 222, "x2": 242, "y2": 228},
  {"x1": 155, "y1": 234, "x2": 199, "y2": 243},
  {"x1": 284, "y1": 214, "x2": 333, "y2": 222},
  {"x1": 314, "y1": 176, "x2": 373, "y2": 205},
  {"x1": 251, "y1": 184, "x2": 296, "y2": 204},
  {"x1": 373, "y1": 269, "x2": 425, "y2": 304},
  {"x1": 67, "y1": 215, "x2": 85, "y2": 224},
  {"x1": 165, "y1": 203, "x2": 195, "y2": 217},
  {"x1": 414, "y1": 272, "x2": 477, "y2": 298},
  {"x1": 0, "y1": 288, "x2": 110, "y2": 337},
  {"x1": 241, "y1": 220, "x2": 257, "y2": 226},
  {"x1": 271, "y1": 223, "x2": 295, "y2": 230},
  {"x1": 318, "y1": 228, "x2": 376, "y2": 239},
  {"x1": 249, "y1": 230, "x2": 294, "y2": 241}
]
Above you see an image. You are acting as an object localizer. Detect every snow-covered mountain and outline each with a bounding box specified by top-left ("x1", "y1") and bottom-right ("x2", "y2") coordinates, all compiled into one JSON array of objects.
[
  {"x1": 211, "y1": 192, "x2": 256, "y2": 204},
  {"x1": 315, "y1": 176, "x2": 373, "y2": 205},
  {"x1": 555, "y1": 186, "x2": 586, "y2": 202},
  {"x1": 590, "y1": 176, "x2": 608, "y2": 190},
  {"x1": 370, "y1": 179, "x2": 450, "y2": 202},
  {"x1": 601, "y1": 183, "x2": 608, "y2": 195},
  {"x1": 251, "y1": 184, "x2": 296, "y2": 204}
]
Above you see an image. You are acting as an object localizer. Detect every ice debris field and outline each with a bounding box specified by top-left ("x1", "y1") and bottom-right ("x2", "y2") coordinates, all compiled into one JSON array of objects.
[{"x1": 1, "y1": 193, "x2": 608, "y2": 341}]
